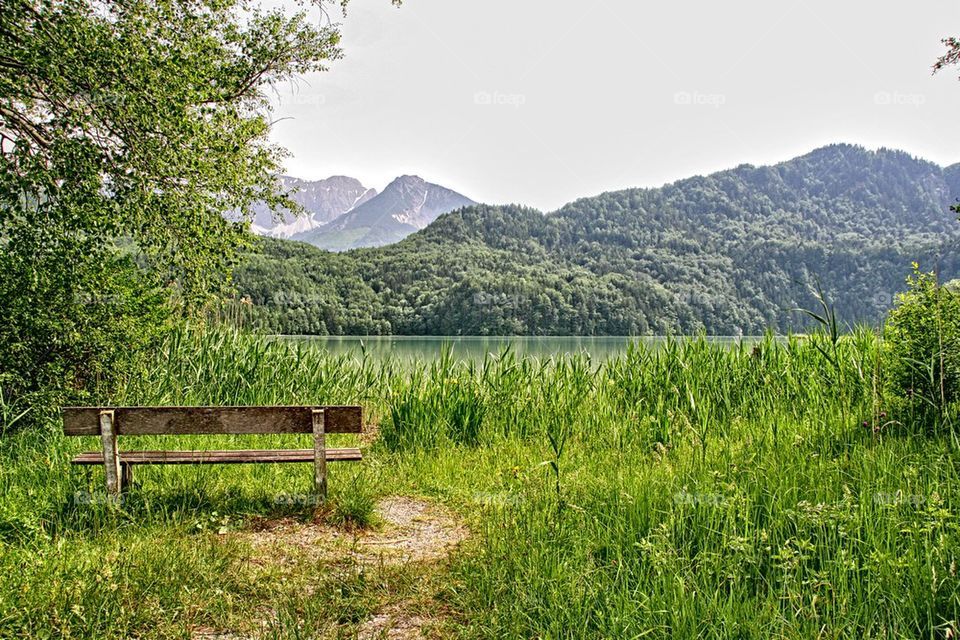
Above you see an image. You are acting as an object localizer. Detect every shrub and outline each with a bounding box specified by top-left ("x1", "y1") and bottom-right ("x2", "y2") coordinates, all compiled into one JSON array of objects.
[
  {"x1": 0, "y1": 250, "x2": 170, "y2": 431},
  {"x1": 882, "y1": 264, "x2": 960, "y2": 425}
]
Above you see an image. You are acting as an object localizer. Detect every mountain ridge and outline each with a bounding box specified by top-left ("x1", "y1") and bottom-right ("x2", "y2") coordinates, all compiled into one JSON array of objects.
[
  {"x1": 250, "y1": 175, "x2": 377, "y2": 238},
  {"x1": 233, "y1": 144, "x2": 960, "y2": 336},
  {"x1": 293, "y1": 175, "x2": 476, "y2": 251}
]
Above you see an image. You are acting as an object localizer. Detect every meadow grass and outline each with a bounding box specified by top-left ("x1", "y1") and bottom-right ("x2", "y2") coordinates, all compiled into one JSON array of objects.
[{"x1": 0, "y1": 326, "x2": 958, "y2": 638}]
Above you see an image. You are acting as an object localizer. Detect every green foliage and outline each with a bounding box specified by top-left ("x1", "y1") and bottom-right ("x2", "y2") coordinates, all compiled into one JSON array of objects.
[
  {"x1": 0, "y1": 250, "x2": 170, "y2": 428},
  {"x1": 0, "y1": 0, "x2": 349, "y2": 418},
  {"x1": 232, "y1": 145, "x2": 960, "y2": 336},
  {"x1": 444, "y1": 379, "x2": 485, "y2": 447},
  {"x1": 382, "y1": 381, "x2": 441, "y2": 452},
  {"x1": 2, "y1": 0, "x2": 340, "y2": 298},
  {"x1": 381, "y1": 352, "x2": 487, "y2": 452},
  {"x1": 883, "y1": 264, "x2": 960, "y2": 427}
]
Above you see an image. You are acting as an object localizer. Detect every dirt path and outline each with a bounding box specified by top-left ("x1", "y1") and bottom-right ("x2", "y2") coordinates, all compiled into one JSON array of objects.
[
  {"x1": 195, "y1": 496, "x2": 468, "y2": 639},
  {"x1": 243, "y1": 495, "x2": 467, "y2": 567}
]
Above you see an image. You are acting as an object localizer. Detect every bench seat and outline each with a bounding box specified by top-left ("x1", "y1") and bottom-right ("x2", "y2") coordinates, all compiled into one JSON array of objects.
[{"x1": 71, "y1": 448, "x2": 362, "y2": 465}]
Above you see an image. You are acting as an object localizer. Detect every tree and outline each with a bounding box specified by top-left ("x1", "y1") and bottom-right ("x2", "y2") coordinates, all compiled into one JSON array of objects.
[
  {"x1": 933, "y1": 37, "x2": 960, "y2": 79},
  {"x1": 0, "y1": 0, "x2": 362, "y2": 414},
  {"x1": 934, "y1": 36, "x2": 959, "y2": 217}
]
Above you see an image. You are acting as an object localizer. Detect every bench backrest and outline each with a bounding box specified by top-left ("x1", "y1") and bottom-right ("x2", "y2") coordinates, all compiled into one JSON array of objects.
[{"x1": 62, "y1": 406, "x2": 363, "y2": 436}]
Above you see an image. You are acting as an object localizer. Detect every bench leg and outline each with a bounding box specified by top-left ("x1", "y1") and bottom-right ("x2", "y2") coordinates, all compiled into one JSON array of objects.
[
  {"x1": 121, "y1": 463, "x2": 133, "y2": 492},
  {"x1": 312, "y1": 409, "x2": 327, "y2": 504},
  {"x1": 99, "y1": 410, "x2": 121, "y2": 497}
]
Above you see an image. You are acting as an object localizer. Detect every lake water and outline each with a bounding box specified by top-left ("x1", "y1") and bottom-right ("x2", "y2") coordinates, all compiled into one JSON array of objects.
[{"x1": 282, "y1": 335, "x2": 755, "y2": 361}]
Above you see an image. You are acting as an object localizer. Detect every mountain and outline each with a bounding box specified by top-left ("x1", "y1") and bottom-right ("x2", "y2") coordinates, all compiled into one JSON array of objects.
[
  {"x1": 250, "y1": 175, "x2": 377, "y2": 238},
  {"x1": 232, "y1": 144, "x2": 960, "y2": 336},
  {"x1": 946, "y1": 163, "x2": 960, "y2": 200},
  {"x1": 293, "y1": 175, "x2": 476, "y2": 251}
]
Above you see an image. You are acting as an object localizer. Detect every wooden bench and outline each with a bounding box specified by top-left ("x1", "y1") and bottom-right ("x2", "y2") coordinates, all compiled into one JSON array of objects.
[{"x1": 63, "y1": 406, "x2": 363, "y2": 501}]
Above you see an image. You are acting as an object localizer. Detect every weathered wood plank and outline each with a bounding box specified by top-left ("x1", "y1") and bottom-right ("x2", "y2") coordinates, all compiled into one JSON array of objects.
[
  {"x1": 62, "y1": 406, "x2": 362, "y2": 436},
  {"x1": 71, "y1": 448, "x2": 363, "y2": 465}
]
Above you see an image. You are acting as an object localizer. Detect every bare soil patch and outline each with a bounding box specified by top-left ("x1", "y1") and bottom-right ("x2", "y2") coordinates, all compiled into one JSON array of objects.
[
  {"x1": 355, "y1": 602, "x2": 438, "y2": 640},
  {"x1": 218, "y1": 496, "x2": 467, "y2": 639},
  {"x1": 362, "y1": 496, "x2": 467, "y2": 564},
  {"x1": 191, "y1": 629, "x2": 249, "y2": 640},
  {"x1": 240, "y1": 495, "x2": 467, "y2": 567}
]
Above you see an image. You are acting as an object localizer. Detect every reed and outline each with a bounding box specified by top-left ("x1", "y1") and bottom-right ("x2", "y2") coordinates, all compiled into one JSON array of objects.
[{"x1": 0, "y1": 325, "x2": 957, "y2": 638}]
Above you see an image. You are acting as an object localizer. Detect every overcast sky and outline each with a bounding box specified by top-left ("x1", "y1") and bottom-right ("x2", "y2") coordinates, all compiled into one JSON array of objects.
[{"x1": 266, "y1": 0, "x2": 959, "y2": 211}]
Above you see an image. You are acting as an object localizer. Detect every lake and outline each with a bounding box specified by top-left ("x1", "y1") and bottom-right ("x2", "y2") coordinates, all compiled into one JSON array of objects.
[{"x1": 281, "y1": 335, "x2": 756, "y2": 361}]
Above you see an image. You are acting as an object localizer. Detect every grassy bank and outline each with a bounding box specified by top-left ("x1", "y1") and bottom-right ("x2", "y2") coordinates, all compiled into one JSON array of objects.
[{"x1": 1, "y1": 327, "x2": 958, "y2": 638}]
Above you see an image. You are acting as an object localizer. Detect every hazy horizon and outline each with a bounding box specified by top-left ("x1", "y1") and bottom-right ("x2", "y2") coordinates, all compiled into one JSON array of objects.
[{"x1": 265, "y1": 0, "x2": 959, "y2": 211}]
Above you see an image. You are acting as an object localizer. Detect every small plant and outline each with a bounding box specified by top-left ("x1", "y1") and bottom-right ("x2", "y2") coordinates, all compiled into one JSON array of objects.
[
  {"x1": 0, "y1": 503, "x2": 43, "y2": 543},
  {"x1": 797, "y1": 280, "x2": 852, "y2": 426},
  {"x1": 883, "y1": 264, "x2": 960, "y2": 430},
  {"x1": 684, "y1": 378, "x2": 713, "y2": 463},
  {"x1": 544, "y1": 416, "x2": 569, "y2": 515},
  {"x1": 329, "y1": 472, "x2": 379, "y2": 530},
  {"x1": 190, "y1": 511, "x2": 239, "y2": 535},
  {"x1": 381, "y1": 380, "x2": 442, "y2": 452}
]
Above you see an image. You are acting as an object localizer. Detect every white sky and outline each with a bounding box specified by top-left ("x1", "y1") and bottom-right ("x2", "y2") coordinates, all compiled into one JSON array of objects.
[{"x1": 266, "y1": 0, "x2": 960, "y2": 211}]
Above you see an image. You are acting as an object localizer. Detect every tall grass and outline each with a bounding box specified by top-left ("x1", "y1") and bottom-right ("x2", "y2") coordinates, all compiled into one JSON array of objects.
[{"x1": 0, "y1": 325, "x2": 957, "y2": 638}]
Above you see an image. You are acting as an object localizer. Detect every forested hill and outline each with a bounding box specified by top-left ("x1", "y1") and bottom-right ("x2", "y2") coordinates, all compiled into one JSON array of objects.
[{"x1": 232, "y1": 144, "x2": 960, "y2": 335}]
